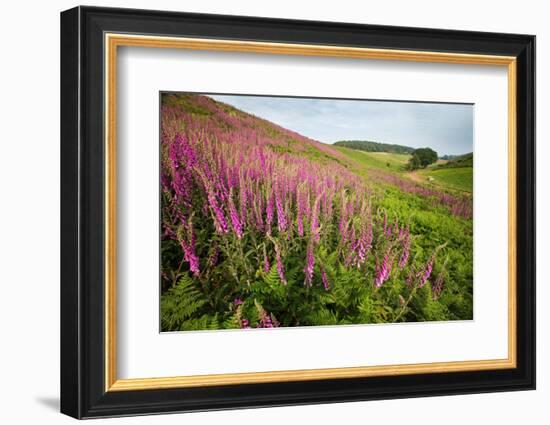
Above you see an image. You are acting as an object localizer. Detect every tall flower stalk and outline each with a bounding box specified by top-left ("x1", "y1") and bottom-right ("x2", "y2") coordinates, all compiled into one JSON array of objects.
[
  {"x1": 304, "y1": 243, "x2": 315, "y2": 287},
  {"x1": 374, "y1": 248, "x2": 392, "y2": 288}
]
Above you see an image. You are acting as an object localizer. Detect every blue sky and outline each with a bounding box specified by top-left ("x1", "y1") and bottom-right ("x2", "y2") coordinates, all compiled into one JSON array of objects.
[{"x1": 209, "y1": 95, "x2": 473, "y2": 156}]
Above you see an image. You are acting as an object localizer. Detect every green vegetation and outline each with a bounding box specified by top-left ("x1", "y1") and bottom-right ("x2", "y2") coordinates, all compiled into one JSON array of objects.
[
  {"x1": 367, "y1": 152, "x2": 411, "y2": 168},
  {"x1": 333, "y1": 148, "x2": 410, "y2": 172},
  {"x1": 436, "y1": 152, "x2": 473, "y2": 169},
  {"x1": 417, "y1": 152, "x2": 474, "y2": 192},
  {"x1": 161, "y1": 94, "x2": 473, "y2": 331},
  {"x1": 408, "y1": 147, "x2": 439, "y2": 170},
  {"x1": 334, "y1": 140, "x2": 415, "y2": 154},
  {"x1": 336, "y1": 146, "x2": 472, "y2": 194},
  {"x1": 418, "y1": 168, "x2": 473, "y2": 192}
]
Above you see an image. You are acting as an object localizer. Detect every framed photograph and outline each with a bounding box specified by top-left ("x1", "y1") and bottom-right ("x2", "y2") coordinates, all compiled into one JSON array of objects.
[{"x1": 60, "y1": 6, "x2": 535, "y2": 419}]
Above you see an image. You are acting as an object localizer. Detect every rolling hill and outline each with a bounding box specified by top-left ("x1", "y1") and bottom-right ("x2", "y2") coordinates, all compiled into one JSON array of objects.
[
  {"x1": 334, "y1": 140, "x2": 415, "y2": 154},
  {"x1": 416, "y1": 152, "x2": 473, "y2": 192},
  {"x1": 435, "y1": 152, "x2": 473, "y2": 169}
]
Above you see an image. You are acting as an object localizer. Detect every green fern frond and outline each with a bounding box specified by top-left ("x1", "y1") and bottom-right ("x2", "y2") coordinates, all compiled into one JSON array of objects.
[
  {"x1": 179, "y1": 314, "x2": 220, "y2": 331},
  {"x1": 161, "y1": 274, "x2": 207, "y2": 331},
  {"x1": 305, "y1": 306, "x2": 340, "y2": 326},
  {"x1": 263, "y1": 264, "x2": 282, "y2": 286}
]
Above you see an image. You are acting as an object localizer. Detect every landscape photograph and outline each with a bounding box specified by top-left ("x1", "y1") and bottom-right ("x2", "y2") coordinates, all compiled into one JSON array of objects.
[{"x1": 160, "y1": 93, "x2": 473, "y2": 332}]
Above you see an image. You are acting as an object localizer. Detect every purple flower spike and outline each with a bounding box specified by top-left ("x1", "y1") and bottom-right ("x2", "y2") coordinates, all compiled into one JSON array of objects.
[
  {"x1": 374, "y1": 249, "x2": 392, "y2": 288},
  {"x1": 275, "y1": 184, "x2": 287, "y2": 232},
  {"x1": 304, "y1": 244, "x2": 315, "y2": 286},
  {"x1": 228, "y1": 190, "x2": 243, "y2": 239},
  {"x1": 339, "y1": 194, "x2": 349, "y2": 242},
  {"x1": 320, "y1": 266, "x2": 330, "y2": 291},
  {"x1": 265, "y1": 191, "x2": 274, "y2": 236},
  {"x1": 207, "y1": 191, "x2": 228, "y2": 234},
  {"x1": 296, "y1": 186, "x2": 306, "y2": 237},
  {"x1": 432, "y1": 270, "x2": 445, "y2": 300},
  {"x1": 263, "y1": 251, "x2": 270, "y2": 273},
  {"x1": 419, "y1": 255, "x2": 435, "y2": 288},
  {"x1": 180, "y1": 239, "x2": 200, "y2": 276},
  {"x1": 398, "y1": 231, "x2": 410, "y2": 269},
  {"x1": 310, "y1": 195, "x2": 321, "y2": 243}
]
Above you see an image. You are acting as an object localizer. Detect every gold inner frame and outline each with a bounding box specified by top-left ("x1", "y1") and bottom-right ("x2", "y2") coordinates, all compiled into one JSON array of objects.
[{"x1": 104, "y1": 33, "x2": 517, "y2": 392}]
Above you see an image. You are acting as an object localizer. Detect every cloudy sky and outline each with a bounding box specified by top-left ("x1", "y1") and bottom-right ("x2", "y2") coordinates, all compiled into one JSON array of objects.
[{"x1": 209, "y1": 94, "x2": 473, "y2": 156}]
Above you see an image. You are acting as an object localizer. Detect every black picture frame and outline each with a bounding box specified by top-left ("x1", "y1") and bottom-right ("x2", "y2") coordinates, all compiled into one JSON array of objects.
[{"x1": 61, "y1": 5, "x2": 535, "y2": 419}]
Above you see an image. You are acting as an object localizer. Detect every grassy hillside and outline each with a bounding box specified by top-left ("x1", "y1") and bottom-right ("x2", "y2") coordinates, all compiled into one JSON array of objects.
[
  {"x1": 418, "y1": 152, "x2": 473, "y2": 192},
  {"x1": 334, "y1": 140, "x2": 415, "y2": 154},
  {"x1": 160, "y1": 94, "x2": 473, "y2": 331},
  {"x1": 418, "y1": 167, "x2": 473, "y2": 192},
  {"x1": 436, "y1": 152, "x2": 473, "y2": 168},
  {"x1": 364, "y1": 151, "x2": 411, "y2": 169},
  {"x1": 333, "y1": 148, "x2": 410, "y2": 172},
  {"x1": 335, "y1": 146, "x2": 472, "y2": 194}
]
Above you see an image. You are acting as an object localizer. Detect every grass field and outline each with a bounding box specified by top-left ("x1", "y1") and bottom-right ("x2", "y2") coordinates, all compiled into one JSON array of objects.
[
  {"x1": 334, "y1": 147, "x2": 409, "y2": 173},
  {"x1": 417, "y1": 167, "x2": 473, "y2": 193},
  {"x1": 365, "y1": 152, "x2": 411, "y2": 169}
]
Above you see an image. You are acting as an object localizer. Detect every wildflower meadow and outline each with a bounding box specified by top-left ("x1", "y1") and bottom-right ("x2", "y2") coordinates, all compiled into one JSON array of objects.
[{"x1": 160, "y1": 93, "x2": 473, "y2": 331}]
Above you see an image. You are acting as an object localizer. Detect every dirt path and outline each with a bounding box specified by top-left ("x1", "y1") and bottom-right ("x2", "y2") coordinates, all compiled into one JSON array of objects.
[{"x1": 405, "y1": 172, "x2": 425, "y2": 184}]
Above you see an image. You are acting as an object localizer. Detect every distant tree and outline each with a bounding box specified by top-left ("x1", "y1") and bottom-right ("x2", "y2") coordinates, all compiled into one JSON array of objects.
[
  {"x1": 334, "y1": 140, "x2": 415, "y2": 154},
  {"x1": 407, "y1": 155, "x2": 420, "y2": 170},
  {"x1": 408, "y1": 148, "x2": 438, "y2": 170}
]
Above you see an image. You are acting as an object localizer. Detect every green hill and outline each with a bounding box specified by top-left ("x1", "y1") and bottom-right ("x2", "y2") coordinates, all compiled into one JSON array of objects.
[
  {"x1": 334, "y1": 140, "x2": 415, "y2": 154},
  {"x1": 436, "y1": 152, "x2": 473, "y2": 169},
  {"x1": 417, "y1": 152, "x2": 473, "y2": 193},
  {"x1": 418, "y1": 167, "x2": 473, "y2": 192}
]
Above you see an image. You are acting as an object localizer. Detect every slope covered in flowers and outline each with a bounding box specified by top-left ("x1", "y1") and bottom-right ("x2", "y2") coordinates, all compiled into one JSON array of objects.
[{"x1": 160, "y1": 94, "x2": 473, "y2": 331}]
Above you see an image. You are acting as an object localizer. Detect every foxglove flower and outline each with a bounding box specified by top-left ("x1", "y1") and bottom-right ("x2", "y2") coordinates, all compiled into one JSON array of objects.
[
  {"x1": 374, "y1": 249, "x2": 392, "y2": 287},
  {"x1": 418, "y1": 255, "x2": 435, "y2": 288},
  {"x1": 310, "y1": 194, "x2": 321, "y2": 243},
  {"x1": 398, "y1": 229, "x2": 410, "y2": 269},
  {"x1": 356, "y1": 214, "x2": 373, "y2": 266},
  {"x1": 432, "y1": 270, "x2": 445, "y2": 300},
  {"x1": 227, "y1": 190, "x2": 243, "y2": 239},
  {"x1": 256, "y1": 300, "x2": 276, "y2": 328},
  {"x1": 275, "y1": 184, "x2": 287, "y2": 232},
  {"x1": 320, "y1": 266, "x2": 330, "y2": 291},
  {"x1": 304, "y1": 244, "x2": 315, "y2": 286},
  {"x1": 238, "y1": 174, "x2": 250, "y2": 225},
  {"x1": 339, "y1": 192, "x2": 350, "y2": 242},
  {"x1": 296, "y1": 186, "x2": 306, "y2": 237},
  {"x1": 180, "y1": 238, "x2": 200, "y2": 276},
  {"x1": 207, "y1": 191, "x2": 228, "y2": 234},
  {"x1": 265, "y1": 191, "x2": 274, "y2": 235},
  {"x1": 263, "y1": 247, "x2": 270, "y2": 273},
  {"x1": 207, "y1": 245, "x2": 219, "y2": 268}
]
